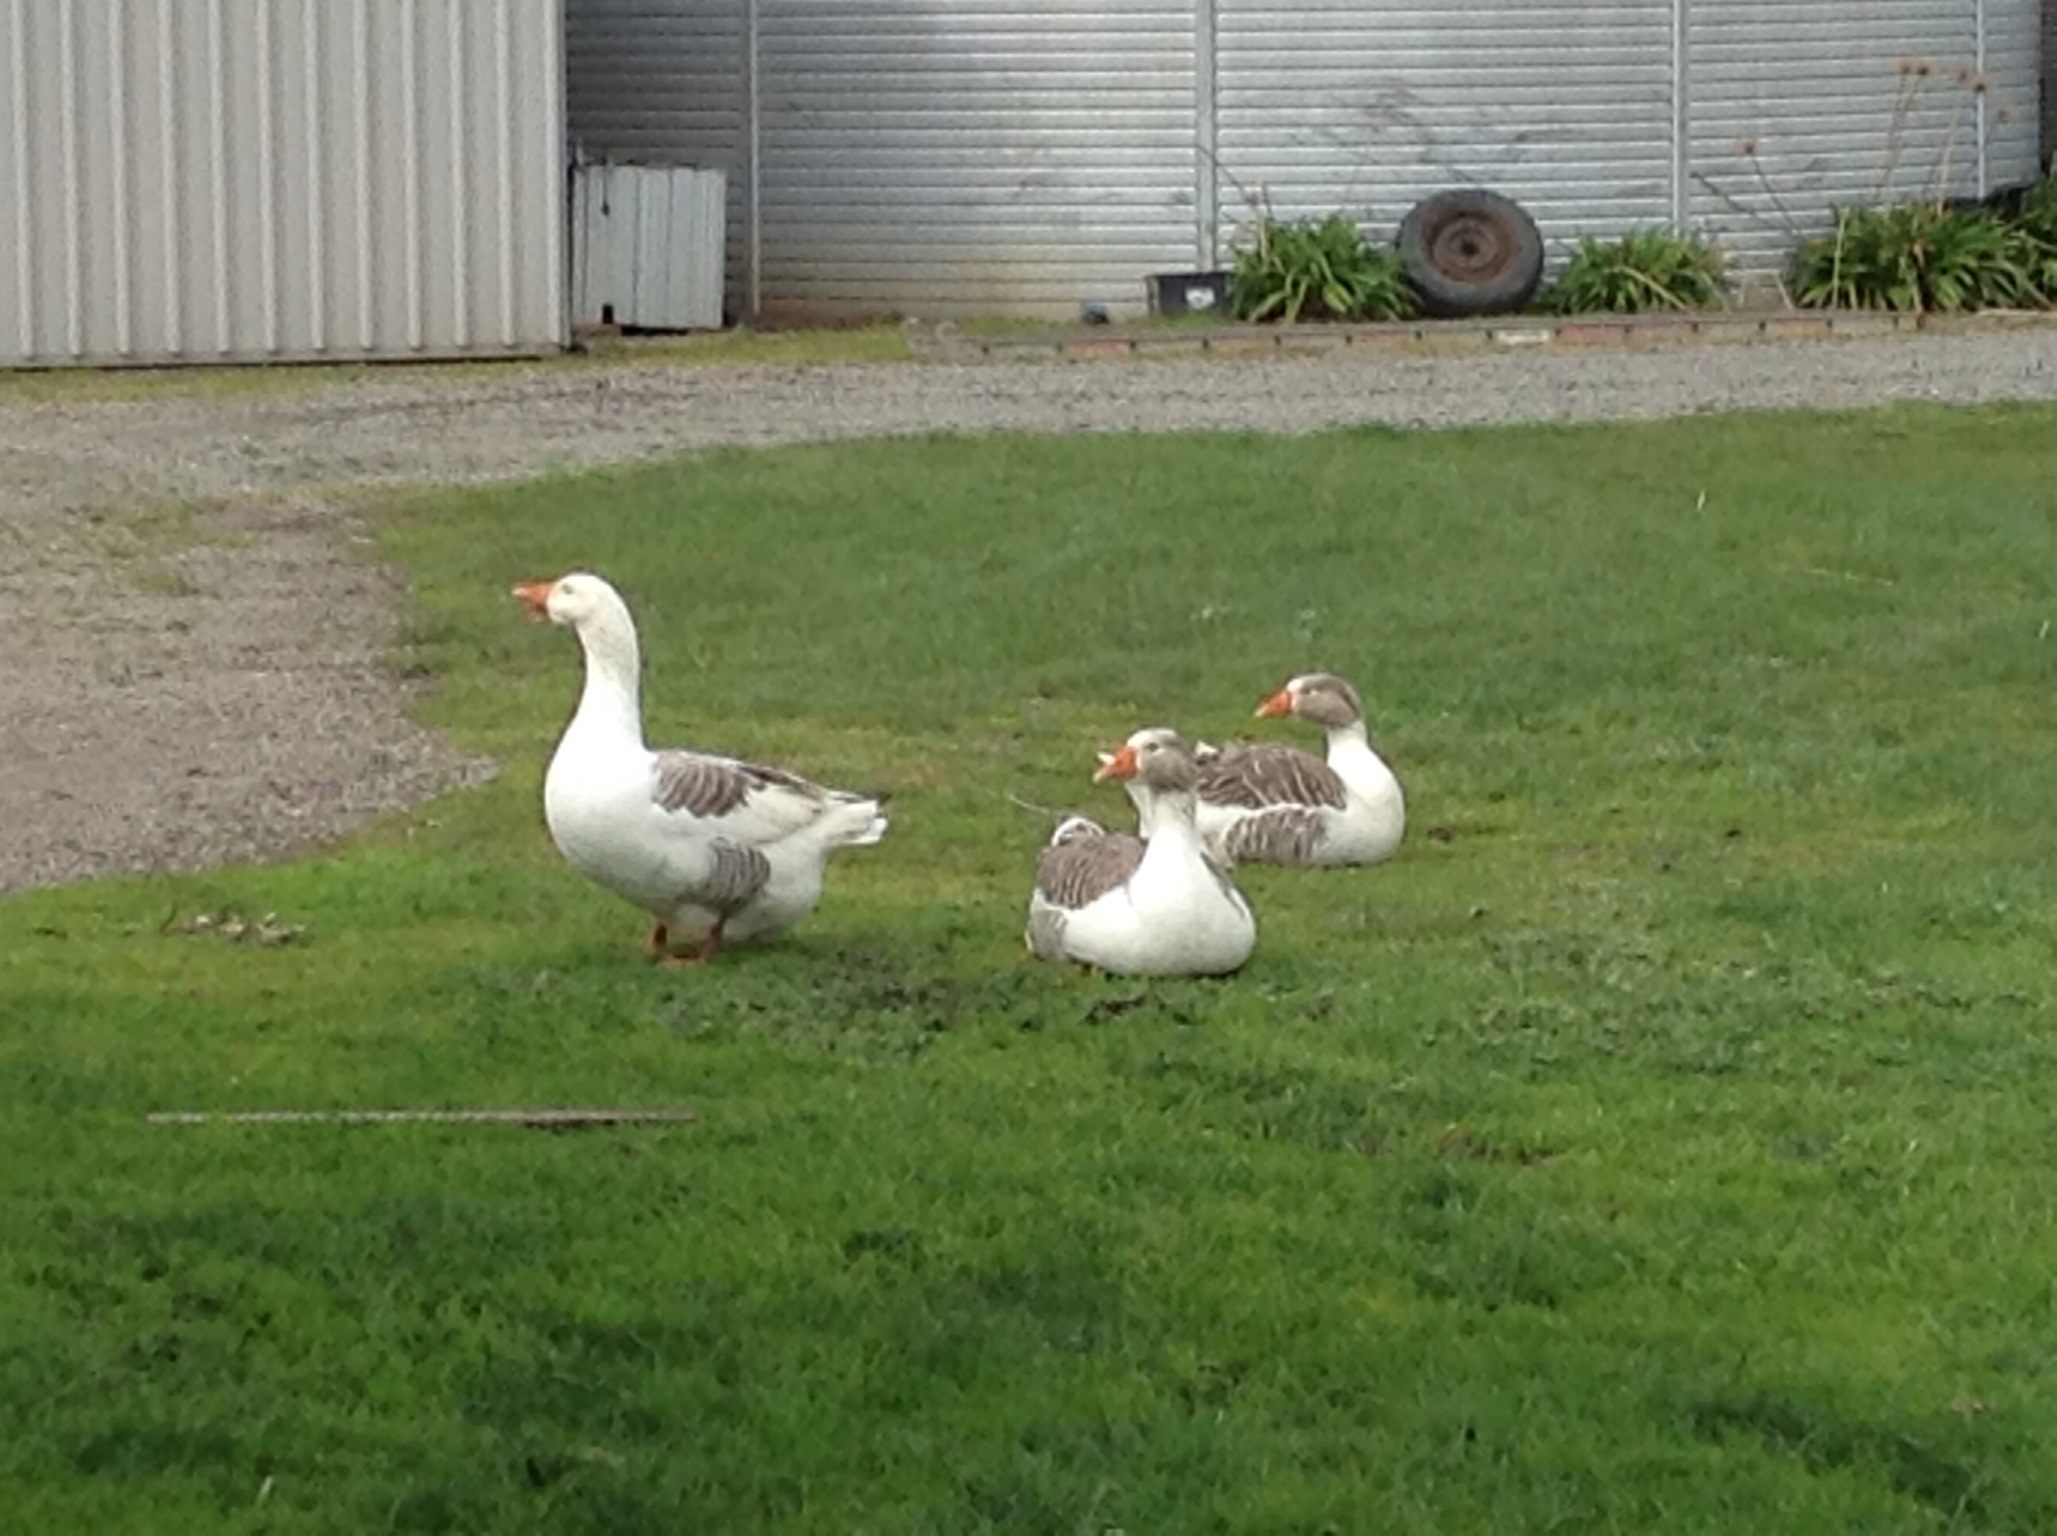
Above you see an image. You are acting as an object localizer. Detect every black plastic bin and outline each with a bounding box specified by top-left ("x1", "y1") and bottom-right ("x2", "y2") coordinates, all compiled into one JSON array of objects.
[{"x1": 1145, "y1": 270, "x2": 1231, "y2": 317}]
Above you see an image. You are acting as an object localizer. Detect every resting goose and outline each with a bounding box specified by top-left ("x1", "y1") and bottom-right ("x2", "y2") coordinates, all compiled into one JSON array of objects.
[
  {"x1": 1194, "y1": 672, "x2": 1404, "y2": 867},
  {"x1": 1026, "y1": 728, "x2": 1256, "y2": 976},
  {"x1": 513, "y1": 571, "x2": 888, "y2": 965}
]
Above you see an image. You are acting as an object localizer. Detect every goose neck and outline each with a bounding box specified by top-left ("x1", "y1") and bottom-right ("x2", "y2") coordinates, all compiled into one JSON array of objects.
[
  {"x1": 1135, "y1": 784, "x2": 1201, "y2": 845},
  {"x1": 569, "y1": 611, "x2": 645, "y2": 746},
  {"x1": 1325, "y1": 720, "x2": 1372, "y2": 757}
]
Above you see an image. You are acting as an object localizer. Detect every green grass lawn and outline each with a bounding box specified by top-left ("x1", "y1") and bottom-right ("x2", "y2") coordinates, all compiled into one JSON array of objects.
[{"x1": 4, "y1": 407, "x2": 2056, "y2": 1532}]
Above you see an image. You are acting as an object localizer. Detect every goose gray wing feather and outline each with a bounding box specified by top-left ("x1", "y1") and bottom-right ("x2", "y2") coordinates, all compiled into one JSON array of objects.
[
  {"x1": 1025, "y1": 904, "x2": 1068, "y2": 961},
  {"x1": 653, "y1": 750, "x2": 824, "y2": 818},
  {"x1": 1034, "y1": 831, "x2": 1146, "y2": 911},
  {"x1": 688, "y1": 840, "x2": 773, "y2": 912},
  {"x1": 1223, "y1": 806, "x2": 1330, "y2": 866},
  {"x1": 1196, "y1": 743, "x2": 1347, "y2": 811},
  {"x1": 1027, "y1": 831, "x2": 1144, "y2": 962}
]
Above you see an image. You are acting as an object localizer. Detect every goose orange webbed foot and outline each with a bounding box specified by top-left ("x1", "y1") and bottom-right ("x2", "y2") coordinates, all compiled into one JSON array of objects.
[{"x1": 653, "y1": 921, "x2": 724, "y2": 969}]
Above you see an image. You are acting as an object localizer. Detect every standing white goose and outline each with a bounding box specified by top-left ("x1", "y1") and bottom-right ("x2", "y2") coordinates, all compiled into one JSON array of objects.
[
  {"x1": 1026, "y1": 728, "x2": 1256, "y2": 976},
  {"x1": 1194, "y1": 672, "x2": 1404, "y2": 867},
  {"x1": 513, "y1": 571, "x2": 887, "y2": 965}
]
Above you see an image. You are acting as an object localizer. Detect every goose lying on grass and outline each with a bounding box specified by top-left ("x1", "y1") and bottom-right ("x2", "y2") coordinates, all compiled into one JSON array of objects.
[
  {"x1": 1026, "y1": 728, "x2": 1256, "y2": 977},
  {"x1": 1194, "y1": 672, "x2": 1404, "y2": 867},
  {"x1": 513, "y1": 572, "x2": 887, "y2": 966}
]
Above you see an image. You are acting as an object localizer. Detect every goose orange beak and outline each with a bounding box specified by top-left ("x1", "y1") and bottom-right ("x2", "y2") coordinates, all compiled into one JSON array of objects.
[
  {"x1": 1255, "y1": 686, "x2": 1294, "y2": 718},
  {"x1": 511, "y1": 580, "x2": 554, "y2": 620},
  {"x1": 1093, "y1": 744, "x2": 1139, "y2": 782}
]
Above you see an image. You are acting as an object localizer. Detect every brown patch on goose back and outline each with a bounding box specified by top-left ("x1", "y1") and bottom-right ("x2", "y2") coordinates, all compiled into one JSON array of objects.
[
  {"x1": 1035, "y1": 830, "x2": 1146, "y2": 911},
  {"x1": 1224, "y1": 806, "x2": 1330, "y2": 865},
  {"x1": 1196, "y1": 743, "x2": 1347, "y2": 811},
  {"x1": 653, "y1": 751, "x2": 823, "y2": 818}
]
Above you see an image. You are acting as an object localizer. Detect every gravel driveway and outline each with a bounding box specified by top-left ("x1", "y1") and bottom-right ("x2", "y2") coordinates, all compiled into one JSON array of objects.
[{"x1": 4, "y1": 327, "x2": 2054, "y2": 895}]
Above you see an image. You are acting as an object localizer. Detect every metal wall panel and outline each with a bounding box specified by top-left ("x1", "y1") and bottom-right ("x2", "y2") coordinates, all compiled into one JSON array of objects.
[
  {"x1": 2045, "y1": 0, "x2": 2056, "y2": 168},
  {"x1": 562, "y1": 0, "x2": 2047, "y2": 318},
  {"x1": 756, "y1": 0, "x2": 1199, "y2": 320},
  {"x1": 1215, "y1": 0, "x2": 1675, "y2": 269},
  {"x1": 0, "y1": 0, "x2": 567, "y2": 367},
  {"x1": 1987, "y1": 0, "x2": 2047, "y2": 189},
  {"x1": 571, "y1": 162, "x2": 727, "y2": 328},
  {"x1": 1689, "y1": 0, "x2": 2046, "y2": 273},
  {"x1": 564, "y1": 0, "x2": 746, "y2": 304}
]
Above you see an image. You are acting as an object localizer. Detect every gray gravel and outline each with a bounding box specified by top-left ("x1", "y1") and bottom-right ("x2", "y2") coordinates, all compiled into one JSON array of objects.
[{"x1": 3, "y1": 326, "x2": 2054, "y2": 895}]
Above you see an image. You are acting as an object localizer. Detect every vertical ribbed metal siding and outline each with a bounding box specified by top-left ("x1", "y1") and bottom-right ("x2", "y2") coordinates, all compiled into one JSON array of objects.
[
  {"x1": 571, "y1": 163, "x2": 727, "y2": 328},
  {"x1": 564, "y1": 0, "x2": 746, "y2": 305},
  {"x1": 1689, "y1": 0, "x2": 2045, "y2": 272},
  {"x1": 756, "y1": 0, "x2": 1197, "y2": 319},
  {"x1": 1214, "y1": 0, "x2": 1675, "y2": 261},
  {"x1": 0, "y1": 0, "x2": 566, "y2": 367}
]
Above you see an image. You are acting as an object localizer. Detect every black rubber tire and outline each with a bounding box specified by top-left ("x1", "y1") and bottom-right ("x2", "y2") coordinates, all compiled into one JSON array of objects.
[{"x1": 1396, "y1": 189, "x2": 1546, "y2": 318}]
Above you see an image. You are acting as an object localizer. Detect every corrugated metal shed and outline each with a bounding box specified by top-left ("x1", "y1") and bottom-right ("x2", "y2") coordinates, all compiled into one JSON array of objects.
[
  {"x1": 566, "y1": 0, "x2": 748, "y2": 301},
  {"x1": 1986, "y1": 0, "x2": 2048, "y2": 184},
  {"x1": 1216, "y1": 1, "x2": 1675, "y2": 252},
  {"x1": 566, "y1": 0, "x2": 2049, "y2": 321},
  {"x1": 566, "y1": 0, "x2": 1200, "y2": 319},
  {"x1": 758, "y1": 0, "x2": 1198, "y2": 319},
  {"x1": 1689, "y1": 0, "x2": 2043, "y2": 272},
  {"x1": 2043, "y1": 0, "x2": 2057, "y2": 167},
  {"x1": 1, "y1": 0, "x2": 567, "y2": 368}
]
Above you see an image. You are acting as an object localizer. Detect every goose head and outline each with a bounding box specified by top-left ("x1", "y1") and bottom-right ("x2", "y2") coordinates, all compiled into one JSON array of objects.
[
  {"x1": 1255, "y1": 672, "x2": 1364, "y2": 730},
  {"x1": 1093, "y1": 727, "x2": 1200, "y2": 794},
  {"x1": 512, "y1": 570, "x2": 644, "y2": 707},
  {"x1": 511, "y1": 570, "x2": 630, "y2": 631}
]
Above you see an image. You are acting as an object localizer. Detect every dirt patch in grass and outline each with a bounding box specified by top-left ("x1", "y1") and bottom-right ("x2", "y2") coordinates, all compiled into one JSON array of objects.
[{"x1": 0, "y1": 479, "x2": 497, "y2": 893}]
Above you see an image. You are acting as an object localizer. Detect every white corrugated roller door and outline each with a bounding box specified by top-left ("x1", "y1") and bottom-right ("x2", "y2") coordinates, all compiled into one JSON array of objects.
[
  {"x1": 1214, "y1": 0, "x2": 1675, "y2": 265},
  {"x1": 756, "y1": 0, "x2": 1200, "y2": 320},
  {"x1": 1984, "y1": 0, "x2": 2048, "y2": 184},
  {"x1": 1690, "y1": 0, "x2": 2046, "y2": 272}
]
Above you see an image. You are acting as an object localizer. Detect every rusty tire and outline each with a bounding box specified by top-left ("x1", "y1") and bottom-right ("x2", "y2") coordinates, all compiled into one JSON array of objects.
[{"x1": 1397, "y1": 188, "x2": 1546, "y2": 317}]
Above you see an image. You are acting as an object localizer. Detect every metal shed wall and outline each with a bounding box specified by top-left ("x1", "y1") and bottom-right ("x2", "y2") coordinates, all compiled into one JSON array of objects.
[
  {"x1": 1689, "y1": 0, "x2": 2044, "y2": 273},
  {"x1": 0, "y1": 0, "x2": 567, "y2": 367},
  {"x1": 1214, "y1": 0, "x2": 1675, "y2": 260},
  {"x1": 1987, "y1": 0, "x2": 2049, "y2": 183},
  {"x1": 565, "y1": 0, "x2": 746, "y2": 310},
  {"x1": 566, "y1": 0, "x2": 2047, "y2": 321},
  {"x1": 566, "y1": 0, "x2": 1200, "y2": 318},
  {"x1": 2043, "y1": 0, "x2": 2057, "y2": 168},
  {"x1": 757, "y1": 0, "x2": 1197, "y2": 319}
]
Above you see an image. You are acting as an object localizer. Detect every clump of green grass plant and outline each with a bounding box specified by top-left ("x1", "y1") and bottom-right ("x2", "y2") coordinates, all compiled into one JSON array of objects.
[
  {"x1": 4, "y1": 408, "x2": 2057, "y2": 1530},
  {"x1": 1229, "y1": 211, "x2": 1417, "y2": 323},
  {"x1": 1547, "y1": 229, "x2": 1728, "y2": 314},
  {"x1": 1777, "y1": 58, "x2": 2053, "y2": 314},
  {"x1": 2002, "y1": 178, "x2": 2057, "y2": 296},
  {"x1": 1792, "y1": 200, "x2": 2045, "y2": 312}
]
